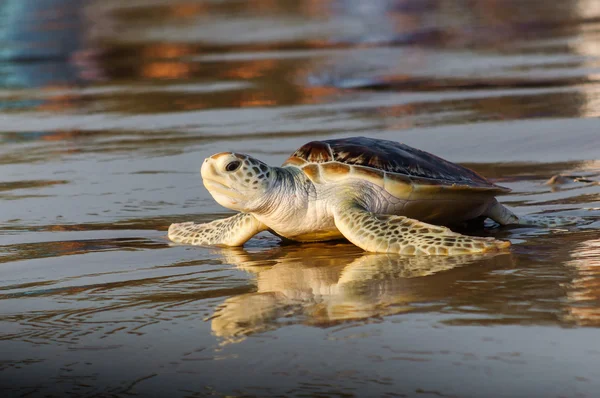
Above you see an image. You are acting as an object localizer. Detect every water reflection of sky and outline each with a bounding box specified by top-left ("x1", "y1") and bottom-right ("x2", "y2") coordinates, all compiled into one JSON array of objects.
[
  {"x1": 1, "y1": 1, "x2": 600, "y2": 396},
  {"x1": 0, "y1": 0, "x2": 84, "y2": 84},
  {"x1": 0, "y1": 0, "x2": 92, "y2": 130},
  {"x1": 566, "y1": 235, "x2": 600, "y2": 326}
]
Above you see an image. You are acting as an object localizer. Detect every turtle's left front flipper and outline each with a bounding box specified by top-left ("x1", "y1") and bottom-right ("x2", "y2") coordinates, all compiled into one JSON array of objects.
[
  {"x1": 168, "y1": 213, "x2": 267, "y2": 246},
  {"x1": 333, "y1": 204, "x2": 510, "y2": 255}
]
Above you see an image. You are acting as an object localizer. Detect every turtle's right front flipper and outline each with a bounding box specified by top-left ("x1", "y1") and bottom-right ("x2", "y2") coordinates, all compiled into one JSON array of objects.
[
  {"x1": 168, "y1": 213, "x2": 267, "y2": 246},
  {"x1": 333, "y1": 204, "x2": 510, "y2": 256}
]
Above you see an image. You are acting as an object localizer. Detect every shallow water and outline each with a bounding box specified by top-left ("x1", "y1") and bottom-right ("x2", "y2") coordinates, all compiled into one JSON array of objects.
[{"x1": 1, "y1": 0, "x2": 600, "y2": 396}]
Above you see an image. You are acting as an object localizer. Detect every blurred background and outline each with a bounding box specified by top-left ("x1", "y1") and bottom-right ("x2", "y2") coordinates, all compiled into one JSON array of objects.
[{"x1": 1, "y1": 0, "x2": 600, "y2": 397}]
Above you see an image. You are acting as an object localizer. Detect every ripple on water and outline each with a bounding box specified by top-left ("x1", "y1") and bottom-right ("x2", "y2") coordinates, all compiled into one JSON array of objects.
[
  {"x1": 565, "y1": 234, "x2": 600, "y2": 326},
  {"x1": 1, "y1": 0, "x2": 600, "y2": 396}
]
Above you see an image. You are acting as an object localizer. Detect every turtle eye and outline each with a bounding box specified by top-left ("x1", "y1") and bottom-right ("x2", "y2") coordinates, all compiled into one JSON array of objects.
[{"x1": 225, "y1": 160, "x2": 241, "y2": 172}]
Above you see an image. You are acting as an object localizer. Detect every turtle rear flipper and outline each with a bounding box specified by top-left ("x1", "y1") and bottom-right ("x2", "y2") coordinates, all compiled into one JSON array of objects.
[
  {"x1": 516, "y1": 214, "x2": 585, "y2": 228},
  {"x1": 485, "y1": 199, "x2": 519, "y2": 225},
  {"x1": 485, "y1": 200, "x2": 584, "y2": 227},
  {"x1": 333, "y1": 203, "x2": 510, "y2": 256}
]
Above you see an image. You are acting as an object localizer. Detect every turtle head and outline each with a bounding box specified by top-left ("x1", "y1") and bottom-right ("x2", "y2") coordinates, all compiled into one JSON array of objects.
[{"x1": 201, "y1": 152, "x2": 274, "y2": 212}]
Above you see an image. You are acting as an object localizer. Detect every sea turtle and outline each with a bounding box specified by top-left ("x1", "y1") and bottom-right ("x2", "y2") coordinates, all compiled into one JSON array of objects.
[{"x1": 168, "y1": 137, "x2": 520, "y2": 255}]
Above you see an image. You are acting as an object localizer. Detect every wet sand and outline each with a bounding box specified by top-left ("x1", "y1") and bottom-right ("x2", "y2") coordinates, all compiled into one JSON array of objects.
[{"x1": 1, "y1": 0, "x2": 600, "y2": 396}]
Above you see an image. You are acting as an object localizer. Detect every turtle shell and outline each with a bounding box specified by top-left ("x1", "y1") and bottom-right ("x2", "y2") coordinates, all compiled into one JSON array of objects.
[{"x1": 282, "y1": 137, "x2": 510, "y2": 197}]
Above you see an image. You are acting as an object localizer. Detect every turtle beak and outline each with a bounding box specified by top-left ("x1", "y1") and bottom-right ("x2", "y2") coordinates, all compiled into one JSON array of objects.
[
  {"x1": 201, "y1": 157, "x2": 244, "y2": 200},
  {"x1": 203, "y1": 180, "x2": 243, "y2": 201},
  {"x1": 200, "y1": 157, "x2": 217, "y2": 180}
]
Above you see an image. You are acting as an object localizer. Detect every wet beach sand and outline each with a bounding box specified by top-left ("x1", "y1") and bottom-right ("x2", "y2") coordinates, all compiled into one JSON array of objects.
[{"x1": 1, "y1": 0, "x2": 600, "y2": 397}]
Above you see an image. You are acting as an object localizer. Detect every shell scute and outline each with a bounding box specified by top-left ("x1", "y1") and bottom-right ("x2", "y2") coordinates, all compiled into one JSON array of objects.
[
  {"x1": 283, "y1": 136, "x2": 510, "y2": 193},
  {"x1": 352, "y1": 166, "x2": 385, "y2": 188},
  {"x1": 384, "y1": 172, "x2": 413, "y2": 199},
  {"x1": 321, "y1": 162, "x2": 351, "y2": 181},
  {"x1": 287, "y1": 140, "x2": 333, "y2": 163},
  {"x1": 301, "y1": 164, "x2": 322, "y2": 183},
  {"x1": 283, "y1": 157, "x2": 307, "y2": 167}
]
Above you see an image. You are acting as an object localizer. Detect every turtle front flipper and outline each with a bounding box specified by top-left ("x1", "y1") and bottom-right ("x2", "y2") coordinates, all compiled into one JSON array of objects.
[
  {"x1": 333, "y1": 204, "x2": 510, "y2": 255},
  {"x1": 168, "y1": 213, "x2": 267, "y2": 246}
]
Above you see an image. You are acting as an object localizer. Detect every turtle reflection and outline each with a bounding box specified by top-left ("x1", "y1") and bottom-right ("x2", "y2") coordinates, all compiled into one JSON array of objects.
[
  {"x1": 210, "y1": 243, "x2": 512, "y2": 344},
  {"x1": 565, "y1": 235, "x2": 600, "y2": 326}
]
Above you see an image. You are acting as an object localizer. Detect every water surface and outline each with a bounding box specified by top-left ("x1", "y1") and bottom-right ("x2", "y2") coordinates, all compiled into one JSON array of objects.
[{"x1": 1, "y1": 0, "x2": 600, "y2": 396}]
